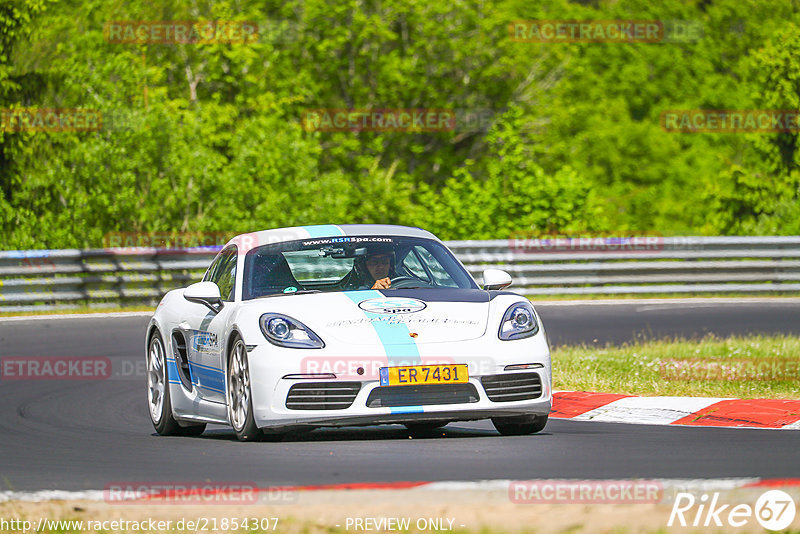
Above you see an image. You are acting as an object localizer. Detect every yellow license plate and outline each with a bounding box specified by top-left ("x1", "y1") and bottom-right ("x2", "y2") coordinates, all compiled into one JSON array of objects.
[{"x1": 379, "y1": 364, "x2": 468, "y2": 386}]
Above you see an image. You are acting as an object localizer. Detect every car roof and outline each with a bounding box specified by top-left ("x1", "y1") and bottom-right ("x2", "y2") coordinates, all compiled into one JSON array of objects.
[{"x1": 223, "y1": 224, "x2": 440, "y2": 252}]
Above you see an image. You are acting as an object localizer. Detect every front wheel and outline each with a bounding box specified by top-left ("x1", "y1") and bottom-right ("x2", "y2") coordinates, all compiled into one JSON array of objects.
[
  {"x1": 227, "y1": 335, "x2": 263, "y2": 441},
  {"x1": 147, "y1": 331, "x2": 206, "y2": 436},
  {"x1": 491, "y1": 415, "x2": 548, "y2": 436}
]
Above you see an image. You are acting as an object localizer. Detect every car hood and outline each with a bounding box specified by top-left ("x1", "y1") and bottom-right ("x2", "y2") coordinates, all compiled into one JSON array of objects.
[{"x1": 241, "y1": 289, "x2": 491, "y2": 345}]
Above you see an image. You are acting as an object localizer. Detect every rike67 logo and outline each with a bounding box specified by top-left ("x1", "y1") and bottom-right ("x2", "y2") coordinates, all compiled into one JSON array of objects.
[{"x1": 668, "y1": 490, "x2": 796, "y2": 530}]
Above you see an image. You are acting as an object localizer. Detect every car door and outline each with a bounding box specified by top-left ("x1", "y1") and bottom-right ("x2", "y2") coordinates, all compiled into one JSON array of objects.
[{"x1": 179, "y1": 245, "x2": 237, "y2": 403}]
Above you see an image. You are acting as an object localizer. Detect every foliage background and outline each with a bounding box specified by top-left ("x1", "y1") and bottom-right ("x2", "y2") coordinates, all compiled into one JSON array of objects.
[{"x1": 1, "y1": 0, "x2": 799, "y2": 249}]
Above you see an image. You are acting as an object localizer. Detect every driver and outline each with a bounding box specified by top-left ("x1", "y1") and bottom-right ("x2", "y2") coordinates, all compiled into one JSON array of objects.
[
  {"x1": 343, "y1": 243, "x2": 396, "y2": 290},
  {"x1": 363, "y1": 250, "x2": 393, "y2": 289}
]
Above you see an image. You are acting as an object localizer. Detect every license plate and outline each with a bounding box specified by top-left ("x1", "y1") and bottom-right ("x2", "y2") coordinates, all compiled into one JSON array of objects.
[{"x1": 379, "y1": 364, "x2": 468, "y2": 386}]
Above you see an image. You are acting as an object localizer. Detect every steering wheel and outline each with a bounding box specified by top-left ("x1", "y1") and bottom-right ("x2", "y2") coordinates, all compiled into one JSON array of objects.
[{"x1": 389, "y1": 276, "x2": 425, "y2": 289}]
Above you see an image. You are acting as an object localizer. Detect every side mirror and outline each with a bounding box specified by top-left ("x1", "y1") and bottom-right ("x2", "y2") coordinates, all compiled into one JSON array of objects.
[
  {"x1": 482, "y1": 268, "x2": 512, "y2": 291},
  {"x1": 184, "y1": 281, "x2": 224, "y2": 313}
]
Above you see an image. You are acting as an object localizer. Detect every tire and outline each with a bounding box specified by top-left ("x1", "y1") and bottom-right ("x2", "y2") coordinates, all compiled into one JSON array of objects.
[
  {"x1": 147, "y1": 331, "x2": 206, "y2": 437},
  {"x1": 226, "y1": 335, "x2": 263, "y2": 442},
  {"x1": 403, "y1": 421, "x2": 448, "y2": 434},
  {"x1": 491, "y1": 414, "x2": 548, "y2": 436}
]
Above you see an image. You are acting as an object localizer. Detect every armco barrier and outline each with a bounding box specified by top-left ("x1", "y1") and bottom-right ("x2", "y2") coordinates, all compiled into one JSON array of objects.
[
  {"x1": 1, "y1": 236, "x2": 799, "y2": 312},
  {"x1": 0, "y1": 249, "x2": 215, "y2": 312},
  {"x1": 451, "y1": 236, "x2": 800, "y2": 295}
]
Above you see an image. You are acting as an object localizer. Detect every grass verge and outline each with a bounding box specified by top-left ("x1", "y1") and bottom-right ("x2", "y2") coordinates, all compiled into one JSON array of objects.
[{"x1": 553, "y1": 334, "x2": 800, "y2": 399}]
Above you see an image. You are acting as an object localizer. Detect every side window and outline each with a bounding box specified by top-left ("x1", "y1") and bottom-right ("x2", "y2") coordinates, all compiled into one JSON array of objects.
[
  {"x1": 417, "y1": 246, "x2": 459, "y2": 287},
  {"x1": 203, "y1": 253, "x2": 225, "y2": 284},
  {"x1": 205, "y1": 246, "x2": 237, "y2": 301},
  {"x1": 402, "y1": 247, "x2": 431, "y2": 282},
  {"x1": 218, "y1": 253, "x2": 237, "y2": 301}
]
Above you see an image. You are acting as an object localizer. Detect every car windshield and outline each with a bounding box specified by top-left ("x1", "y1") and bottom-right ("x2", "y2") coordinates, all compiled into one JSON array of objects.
[{"x1": 242, "y1": 235, "x2": 478, "y2": 300}]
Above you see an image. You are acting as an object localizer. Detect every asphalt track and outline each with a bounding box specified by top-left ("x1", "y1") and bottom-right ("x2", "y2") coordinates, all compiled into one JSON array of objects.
[{"x1": 1, "y1": 300, "x2": 799, "y2": 491}]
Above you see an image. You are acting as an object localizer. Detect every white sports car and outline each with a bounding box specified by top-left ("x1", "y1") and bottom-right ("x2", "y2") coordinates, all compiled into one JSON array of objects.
[{"x1": 145, "y1": 224, "x2": 551, "y2": 441}]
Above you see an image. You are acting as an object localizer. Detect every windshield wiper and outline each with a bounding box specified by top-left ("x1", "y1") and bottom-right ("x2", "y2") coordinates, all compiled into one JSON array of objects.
[{"x1": 256, "y1": 290, "x2": 322, "y2": 299}]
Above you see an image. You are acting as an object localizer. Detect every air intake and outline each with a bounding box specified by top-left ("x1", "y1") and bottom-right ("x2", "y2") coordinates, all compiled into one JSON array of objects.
[
  {"x1": 481, "y1": 372, "x2": 542, "y2": 402},
  {"x1": 366, "y1": 384, "x2": 479, "y2": 408},
  {"x1": 285, "y1": 382, "x2": 361, "y2": 410}
]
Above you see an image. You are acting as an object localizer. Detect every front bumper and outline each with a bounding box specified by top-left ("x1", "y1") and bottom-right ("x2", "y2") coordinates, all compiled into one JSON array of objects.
[{"x1": 246, "y1": 335, "x2": 552, "y2": 430}]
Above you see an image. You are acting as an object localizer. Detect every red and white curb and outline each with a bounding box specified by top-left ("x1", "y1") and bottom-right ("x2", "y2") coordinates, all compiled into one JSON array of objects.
[
  {"x1": 552, "y1": 391, "x2": 800, "y2": 429},
  {"x1": 2, "y1": 478, "x2": 800, "y2": 503}
]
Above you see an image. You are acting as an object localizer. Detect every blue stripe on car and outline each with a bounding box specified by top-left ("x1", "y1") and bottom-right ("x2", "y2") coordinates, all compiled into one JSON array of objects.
[
  {"x1": 188, "y1": 361, "x2": 225, "y2": 392},
  {"x1": 344, "y1": 290, "x2": 424, "y2": 413},
  {"x1": 186, "y1": 358, "x2": 195, "y2": 385},
  {"x1": 166, "y1": 357, "x2": 181, "y2": 385},
  {"x1": 302, "y1": 225, "x2": 345, "y2": 237},
  {"x1": 343, "y1": 290, "x2": 421, "y2": 366},
  {"x1": 189, "y1": 360, "x2": 224, "y2": 372},
  {"x1": 390, "y1": 406, "x2": 425, "y2": 414}
]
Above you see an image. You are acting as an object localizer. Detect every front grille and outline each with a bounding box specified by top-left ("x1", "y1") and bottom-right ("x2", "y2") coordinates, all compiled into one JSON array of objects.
[
  {"x1": 285, "y1": 382, "x2": 361, "y2": 410},
  {"x1": 366, "y1": 384, "x2": 479, "y2": 408},
  {"x1": 481, "y1": 372, "x2": 542, "y2": 402}
]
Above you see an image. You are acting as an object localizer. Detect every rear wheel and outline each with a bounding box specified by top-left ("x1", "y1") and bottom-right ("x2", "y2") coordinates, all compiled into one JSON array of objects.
[
  {"x1": 491, "y1": 415, "x2": 548, "y2": 436},
  {"x1": 227, "y1": 335, "x2": 263, "y2": 442},
  {"x1": 147, "y1": 331, "x2": 206, "y2": 436}
]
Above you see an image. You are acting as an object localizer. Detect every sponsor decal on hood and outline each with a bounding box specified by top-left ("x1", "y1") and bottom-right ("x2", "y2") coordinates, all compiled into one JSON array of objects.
[{"x1": 357, "y1": 297, "x2": 427, "y2": 314}]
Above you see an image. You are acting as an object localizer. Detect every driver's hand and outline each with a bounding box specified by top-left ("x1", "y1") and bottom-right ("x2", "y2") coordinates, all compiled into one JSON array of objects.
[{"x1": 371, "y1": 277, "x2": 391, "y2": 289}]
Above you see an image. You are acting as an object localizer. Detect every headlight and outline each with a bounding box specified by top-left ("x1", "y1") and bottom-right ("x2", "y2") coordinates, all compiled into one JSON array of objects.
[
  {"x1": 498, "y1": 302, "x2": 539, "y2": 340},
  {"x1": 267, "y1": 317, "x2": 291, "y2": 339},
  {"x1": 259, "y1": 313, "x2": 325, "y2": 349}
]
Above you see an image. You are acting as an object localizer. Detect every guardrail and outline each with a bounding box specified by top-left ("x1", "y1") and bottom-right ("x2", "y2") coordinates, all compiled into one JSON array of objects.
[{"x1": 1, "y1": 236, "x2": 799, "y2": 312}]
